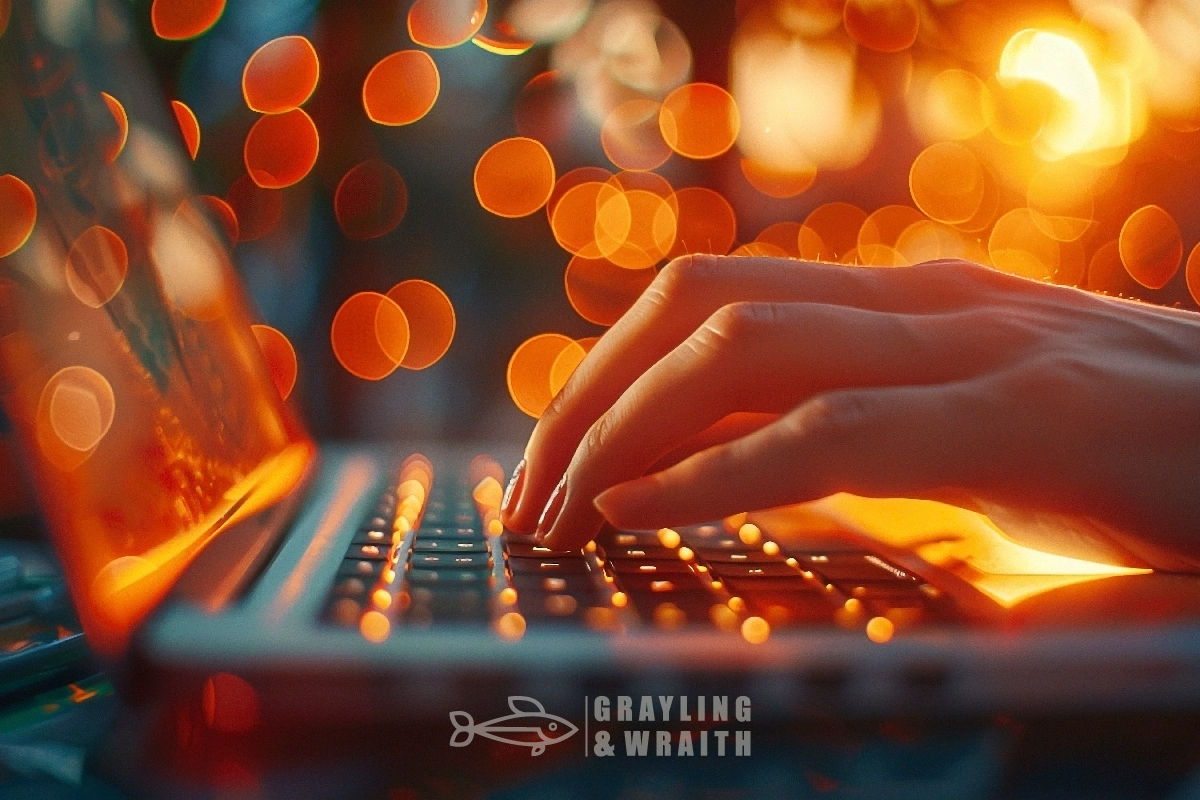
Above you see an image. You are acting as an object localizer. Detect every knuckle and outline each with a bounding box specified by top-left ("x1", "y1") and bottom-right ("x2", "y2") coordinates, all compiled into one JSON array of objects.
[
  {"x1": 704, "y1": 301, "x2": 775, "y2": 343},
  {"x1": 656, "y1": 253, "x2": 721, "y2": 302}
]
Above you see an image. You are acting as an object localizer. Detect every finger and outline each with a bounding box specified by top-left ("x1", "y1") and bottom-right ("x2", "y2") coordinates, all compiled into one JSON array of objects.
[
  {"x1": 505, "y1": 255, "x2": 992, "y2": 531},
  {"x1": 539, "y1": 302, "x2": 997, "y2": 549},
  {"x1": 646, "y1": 412, "x2": 780, "y2": 475},
  {"x1": 593, "y1": 382, "x2": 979, "y2": 530}
]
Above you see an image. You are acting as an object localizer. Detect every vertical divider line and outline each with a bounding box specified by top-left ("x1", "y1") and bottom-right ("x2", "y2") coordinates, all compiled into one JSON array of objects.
[{"x1": 584, "y1": 695, "x2": 589, "y2": 756}]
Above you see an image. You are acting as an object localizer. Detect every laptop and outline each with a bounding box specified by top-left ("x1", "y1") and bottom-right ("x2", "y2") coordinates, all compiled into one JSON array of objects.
[{"x1": 3, "y1": 0, "x2": 1200, "y2": 770}]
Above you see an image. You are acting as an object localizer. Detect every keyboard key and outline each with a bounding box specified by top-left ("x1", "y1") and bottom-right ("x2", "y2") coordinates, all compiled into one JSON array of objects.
[
  {"x1": 413, "y1": 539, "x2": 489, "y2": 553},
  {"x1": 406, "y1": 587, "x2": 490, "y2": 622},
  {"x1": 333, "y1": 577, "x2": 368, "y2": 597},
  {"x1": 407, "y1": 568, "x2": 490, "y2": 584},
  {"x1": 600, "y1": 545, "x2": 678, "y2": 561},
  {"x1": 609, "y1": 560, "x2": 696, "y2": 576},
  {"x1": 696, "y1": 548, "x2": 780, "y2": 564},
  {"x1": 504, "y1": 542, "x2": 582, "y2": 558},
  {"x1": 418, "y1": 526, "x2": 479, "y2": 539},
  {"x1": 626, "y1": 591, "x2": 717, "y2": 625},
  {"x1": 707, "y1": 562, "x2": 802, "y2": 579},
  {"x1": 792, "y1": 553, "x2": 916, "y2": 582},
  {"x1": 615, "y1": 571, "x2": 710, "y2": 593},
  {"x1": 352, "y1": 528, "x2": 393, "y2": 545},
  {"x1": 511, "y1": 574, "x2": 598, "y2": 595},
  {"x1": 410, "y1": 552, "x2": 491, "y2": 569},
  {"x1": 507, "y1": 557, "x2": 591, "y2": 575},
  {"x1": 722, "y1": 577, "x2": 819, "y2": 595},
  {"x1": 347, "y1": 543, "x2": 390, "y2": 561},
  {"x1": 338, "y1": 559, "x2": 383, "y2": 578},
  {"x1": 742, "y1": 592, "x2": 836, "y2": 627}
]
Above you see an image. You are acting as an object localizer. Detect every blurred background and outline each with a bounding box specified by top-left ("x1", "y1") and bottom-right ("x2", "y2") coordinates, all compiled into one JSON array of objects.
[{"x1": 3, "y1": 0, "x2": 1193, "y2": 451}]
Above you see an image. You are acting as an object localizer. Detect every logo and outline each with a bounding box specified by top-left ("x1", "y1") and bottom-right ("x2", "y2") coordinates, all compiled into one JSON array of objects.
[{"x1": 449, "y1": 696, "x2": 578, "y2": 756}]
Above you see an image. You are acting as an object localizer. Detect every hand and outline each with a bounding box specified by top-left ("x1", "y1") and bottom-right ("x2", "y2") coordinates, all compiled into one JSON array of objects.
[{"x1": 499, "y1": 254, "x2": 1200, "y2": 571}]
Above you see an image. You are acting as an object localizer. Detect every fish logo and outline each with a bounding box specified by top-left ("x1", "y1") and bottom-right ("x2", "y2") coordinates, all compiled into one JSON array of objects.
[{"x1": 449, "y1": 696, "x2": 578, "y2": 756}]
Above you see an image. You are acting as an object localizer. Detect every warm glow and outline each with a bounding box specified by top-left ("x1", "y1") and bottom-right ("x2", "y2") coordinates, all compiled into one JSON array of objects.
[
  {"x1": 244, "y1": 108, "x2": 319, "y2": 189},
  {"x1": 737, "y1": 523, "x2": 761, "y2": 546},
  {"x1": 507, "y1": 333, "x2": 575, "y2": 418},
  {"x1": 151, "y1": 0, "x2": 225, "y2": 40},
  {"x1": 385, "y1": 279, "x2": 456, "y2": 370},
  {"x1": 250, "y1": 324, "x2": 298, "y2": 401},
  {"x1": 843, "y1": 0, "x2": 920, "y2": 53},
  {"x1": 909, "y1": 142, "x2": 985, "y2": 225},
  {"x1": 242, "y1": 36, "x2": 320, "y2": 114},
  {"x1": 474, "y1": 137, "x2": 556, "y2": 218},
  {"x1": 408, "y1": 0, "x2": 487, "y2": 49},
  {"x1": 858, "y1": 205, "x2": 924, "y2": 266},
  {"x1": 600, "y1": 189, "x2": 677, "y2": 269},
  {"x1": 473, "y1": 20, "x2": 534, "y2": 55},
  {"x1": 335, "y1": 159, "x2": 408, "y2": 241},
  {"x1": 667, "y1": 187, "x2": 737, "y2": 259},
  {"x1": 360, "y1": 610, "x2": 391, "y2": 643},
  {"x1": 741, "y1": 616, "x2": 770, "y2": 644},
  {"x1": 550, "y1": 181, "x2": 623, "y2": 258},
  {"x1": 65, "y1": 226, "x2": 127, "y2": 308},
  {"x1": 99, "y1": 93, "x2": 129, "y2": 164},
  {"x1": 331, "y1": 292, "x2": 410, "y2": 381},
  {"x1": 225, "y1": 175, "x2": 282, "y2": 242},
  {"x1": 1119, "y1": 205, "x2": 1182, "y2": 289},
  {"x1": 657, "y1": 527, "x2": 681, "y2": 548},
  {"x1": 170, "y1": 100, "x2": 200, "y2": 161},
  {"x1": 996, "y1": 29, "x2": 1129, "y2": 159},
  {"x1": 659, "y1": 83, "x2": 740, "y2": 160},
  {"x1": 363, "y1": 51, "x2": 440, "y2": 126},
  {"x1": 546, "y1": 166, "x2": 613, "y2": 222},
  {"x1": 0, "y1": 175, "x2": 36, "y2": 259},
  {"x1": 601, "y1": 99, "x2": 671, "y2": 172},
  {"x1": 908, "y1": 68, "x2": 988, "y2": 143},
  {"x1": 564, "y1": 254, "x2": 656, "y2": 326},
  {"x1": 755, "y1": 221, "x2": 803, "y2": 258},
  {"x1": 756, "y1": 495, "x2": 1153, "y2": 608},
  {"x1": 865, "y1": 616, "x2": 894, "y2": 643},
  {"x1": 473, "y1": 475, "x2": 504, "y2": 508},
  {"x1": 1188, "y1": 243, "x2": 1200, "y2": 307},
  {"x1": 496, "y1": 611, "x2": 527, "y2": 640}
]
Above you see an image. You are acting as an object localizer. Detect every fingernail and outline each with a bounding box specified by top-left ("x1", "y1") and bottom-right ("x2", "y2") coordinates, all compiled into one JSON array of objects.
[
  {"x1": 536, "y1": 475, "x2": 567, "y2": 538},
  {"x1": 501, "y1": 459, "x2": 526, "y2": 515}
]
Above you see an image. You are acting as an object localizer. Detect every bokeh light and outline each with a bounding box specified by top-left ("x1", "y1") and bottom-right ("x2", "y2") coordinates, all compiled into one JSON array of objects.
[
  {"x1": 564, "y1": 254, "x2": 656, "y2": 326},
  {"x1": 548, "y1": 338, "x2": 588, "y2": 396},
  {"x1": 546, "y1": 166, "x2": 612, "y2": 222},
  {"x1": 244, "y1": 108, "x2": 319, "y2": 189},
  {"x1": 1188, "y1": 243, "x2": 1200, "y2": 307},
  {"x1": 170, "y1": 100, "x2": 200, "y2": 161},
  {"x1": 408, "y1": 0, "x2": 487, "y2": 49},
  {"x1": 242, "y1": 36, "x2": 320, "y2": 115},
  {"x1": 65, "y1": 226, "x2": 127, "y2": 308},
  {"x1": 363, "y1": 51, "x2": 440, "y2": 127},
  {"x1": 385, "y1": 279, "x2": 456, "y2": 370},
  {"x1": 755, "y1": 221, "x2": 803, "y2": 258},
  {"x1": 331, "y1": 292, "x2": 410, "y2": 381},
  {"x1": 99, "y1": 92, "x2": 128, "y2": 164},
  {"x1": 36, "y1": 366, "x2": 115, "y2": 471},
  {"x1": 151, "y1": 0, "x2": 225, "y2": 41},
  {"x1": 896, "y1": 220, "x2": 970, "y2": 265},
  {"x1": 225, "y1": 174, "x2": 282, "y2": 242},
  {"x1": 739, "y1": 158, "x2": 817, "y2": 199},
  {"x1": 800, "y1": 202, "x2": 867, "y2": 262},
  {"x1": 550, "y1": 180, "x2": 623, "y2": 258},
  {"x1": 666, "y1": 187, "x2": 736, "y2": 259},
  {"x1": 507, "y1": 332, "x2": 574, "y2": 418},
  {"x1": 843, "y1": 0, "x2": 920, "y2": 53},
  {"x1": 989, "y1": 208, "x2": 1060, "y2": 280},
  {"x1": 1119, "y1": 204, "x2": 1182, "y2": 289},
  {"x1": 195, "y1": 195, "x2": 239, "y2": 244},
  {"x1": 600, "y1": 99, "x2": 671, "y2": 172},
  {"x1": 0, "y1": 174, "x2": 36, "y2": 258},
  {"x1": 474, "y1": 137, "x2": 556, "y2": 218},
  {"x1": 250, "y1": 324, "x2": 298, "y2": 401},
  {"x1": 909, "y1": 142, "x2": 984, "y2": 225},
  {"x1": 334, "y1": 159, "x2": 408, "y2": 241},
  {"x1": 1026, "y1": 163, "x2": 1095, "y2": 242},
  {"x1": 658, "y1": 83, "x2": 739, "y2": 160},
  {"x1": 908, "y1": 68, "x2": 989, "y2": 143},
  {"x1": 858, "y1": 205, "x2": 924, "y2": 266},
  {"x1": 866, "y1": 615, "x2": 895, "y2": 643},
  {"x1": 601, "y1": 189, "x2": 676, "y2": 269},
  {"x1": 473, "y1": 20, "x2": 534, "y2": 55}
]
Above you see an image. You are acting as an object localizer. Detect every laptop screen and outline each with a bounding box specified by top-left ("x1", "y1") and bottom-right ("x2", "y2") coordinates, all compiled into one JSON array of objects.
[{"x1": 0, "y1": 5, "x2": 313, "y2": 656}]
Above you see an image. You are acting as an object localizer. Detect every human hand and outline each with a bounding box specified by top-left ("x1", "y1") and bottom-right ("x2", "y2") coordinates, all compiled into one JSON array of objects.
[{"x1": 500, "y1": 255, "x2": 1200, "y2": 571}]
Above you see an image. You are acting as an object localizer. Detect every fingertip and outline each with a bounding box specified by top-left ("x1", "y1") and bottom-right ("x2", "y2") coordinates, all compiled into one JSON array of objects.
[{"x1": 593, "y1": 476, "x2": 659, "y2": 529}]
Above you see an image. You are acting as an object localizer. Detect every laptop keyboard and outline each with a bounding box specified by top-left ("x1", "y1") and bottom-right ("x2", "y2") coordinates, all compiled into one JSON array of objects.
[{"x1": 322, "y1": 456, "x2": 961, "y2": 643}]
